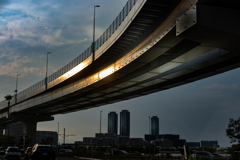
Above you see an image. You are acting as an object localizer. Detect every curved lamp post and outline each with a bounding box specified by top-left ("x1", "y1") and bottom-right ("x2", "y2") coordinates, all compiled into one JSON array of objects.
[
  {"x1": 92, "y1": 5, "x2": 100, "y2": 61},
  {"x1": 14, "y1": 74, "x2": 20, "y2": 103}
]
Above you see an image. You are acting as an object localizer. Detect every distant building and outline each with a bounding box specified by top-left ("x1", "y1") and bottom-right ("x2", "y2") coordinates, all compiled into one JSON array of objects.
[
  {"x1": 74, "y1": 141, "x2": 84, "y2": 147},
  {"x1": 108, "y1": 112, "x2": 118, "y2": 135},
  {"x1": 128, "y1": 138, "x2": 145, "y2": 146},
  {"x1": 117, "y1": 136, "x2": 130, "y2": 145},
  {"x1": 185, "y1": 142, "x2": 200, "y2": 148},
  {"x1": 151, "y1": 138, "x2": 174, "y2": 147},
  {"x1": 151, "y1": 116, "x2": 159, "y2": 139},
  {"x1": 159, "y1": 134, "x2": 186, "y2": 147},
  {"x1": 95, "y1": 133, "x2": 117, "y2": 138},
  {"x1": 201, "y1": 140, "x2": 218, "y2": 148},
  {"x1": 36, "y1": 131, "x2": 58, "y2": 146},
  {"x1": 9, "y1": 122, "x2": 24, "y2": 141},
  {"x1": 120, "y1": 110, "x2": 130, "y2": 137},
  {"x1": 83, "y1": 137, "x2": 95, "y2": 144},
  {"x1": 102, "y1": 137, "x2": 116, "y2": 145},
  {"x1": 92, "y1": 137, "x2": 115, "y2": 146},
  {"x1": 145, "y1": 134, "x2": 157, "y2": 142}
]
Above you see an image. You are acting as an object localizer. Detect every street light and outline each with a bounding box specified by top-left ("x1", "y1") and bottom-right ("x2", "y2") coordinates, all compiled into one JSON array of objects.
[
  {"x1": 92, "y1": 5, "x2": 100, "y2": 61},
  {"x1": 14, "y1": 74, "x2": 20, "y2": 103},
  {"x1": 58, "y1": 122, "x2": 59, "y2": 149},
  {"x1": 99, "y1": 110, "x2": 102, "y2": 151},
  {"x1": 45, "y1": 52, "x2": 51, "y2": 90}
]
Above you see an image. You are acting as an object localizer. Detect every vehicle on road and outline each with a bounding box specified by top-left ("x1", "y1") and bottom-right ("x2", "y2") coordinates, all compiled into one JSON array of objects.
[
  {"x1": 24, "y1": 147, "x2": 32, "y2": 160},
  {"x1": 0, "y1": 147, "x2": 5, "y2": 155},
  {"x1": 4, "y1": 147, "x2": 21, "y2": 160},
  {"x1": 212, "y1": 153, "x2": 222, "y2": 157},
  {"x1": 29, "y1": 144, "x2": 55, "y2": 160},
  {"x1": 128, "y1": 151, "x2": 142, "y2": 157},
  {"x1": 112, "y1": 150, "x2": 128, "y2": 155},
  {"x1": 196, "y1": 151, "x2": 214, "y2": 159}
]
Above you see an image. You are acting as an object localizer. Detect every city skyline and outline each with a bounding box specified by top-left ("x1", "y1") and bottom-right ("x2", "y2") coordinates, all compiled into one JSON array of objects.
[{"x1": 0, "y1": 0, "x2": 239, "y2": 147}]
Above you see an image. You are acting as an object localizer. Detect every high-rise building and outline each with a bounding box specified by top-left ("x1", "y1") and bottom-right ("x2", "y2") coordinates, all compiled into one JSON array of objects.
[
  {"x1": 151, "y1": 116, "x2": 159, "y2": 139},
  {"x1": 120, "y1": 110, "x2": 130, "y2": 137},
  {"x1": 108, "y1": 112, "x2": 118, "y2": 135}
]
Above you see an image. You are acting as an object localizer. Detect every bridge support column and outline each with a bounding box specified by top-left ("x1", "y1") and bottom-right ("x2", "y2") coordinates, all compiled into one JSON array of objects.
[
  {"x1": 22, "y1": 120, "x2": 37, "y2": 146},
  {"x1": 11, "y1": 113, "x2": 54, "y2": 146}
]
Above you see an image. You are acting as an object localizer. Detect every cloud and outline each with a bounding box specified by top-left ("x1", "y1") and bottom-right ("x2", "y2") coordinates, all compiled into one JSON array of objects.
[
  {"x1": 0, "y1": 53, "x2": 44, "y2": 77},
  {"x1": 0, "y1": 1, "x2": 90, "y2": 47}
]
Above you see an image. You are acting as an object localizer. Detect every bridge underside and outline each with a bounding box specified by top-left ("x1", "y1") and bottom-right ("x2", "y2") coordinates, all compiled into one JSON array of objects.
[
  {"x1": 5, "y1": 0, "x2": 240, "y2": 117},
  {"x1": 22, "y1": 25, "x2": 240, "y2": 115}
]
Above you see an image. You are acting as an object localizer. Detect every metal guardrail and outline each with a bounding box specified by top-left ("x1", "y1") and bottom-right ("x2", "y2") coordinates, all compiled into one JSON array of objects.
[
  {"x1": 0, "y1": 0, "x2": 139, "y2": 110},
  {"x1": 0, "y1": 0, "x2": 201, "y2": 117}
]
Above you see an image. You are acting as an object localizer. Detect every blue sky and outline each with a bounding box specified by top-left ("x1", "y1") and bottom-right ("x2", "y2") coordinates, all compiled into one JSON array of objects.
[{"x1": 0, "y1": 0, "x2": 239, "y2": 147}]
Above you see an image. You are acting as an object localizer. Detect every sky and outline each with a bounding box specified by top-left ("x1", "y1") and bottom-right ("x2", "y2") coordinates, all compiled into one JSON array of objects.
[{"x1": 0, "y1": 0, "x2": 240, "y2": 148}]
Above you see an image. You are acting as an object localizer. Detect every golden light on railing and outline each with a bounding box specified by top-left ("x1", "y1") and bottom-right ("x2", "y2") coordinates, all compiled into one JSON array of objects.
[
  {"x1": 63, "y1": 62, "x2": 86, "y2": 79},
  {"x1": 93, "y1": 74, "x2": 99, "y2": 82},
  {"x1": 99, "y1": 66, "x2": 115, "y2": 79}
]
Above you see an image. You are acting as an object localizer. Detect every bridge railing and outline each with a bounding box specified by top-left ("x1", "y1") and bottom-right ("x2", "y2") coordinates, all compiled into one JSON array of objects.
[{"x1": 0, "y1": 0, "x2": 141, "y2": 111}]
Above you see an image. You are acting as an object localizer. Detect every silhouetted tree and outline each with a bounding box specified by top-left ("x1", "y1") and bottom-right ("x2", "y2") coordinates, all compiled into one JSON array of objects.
[
  {"x1": 18, "y1": 136, "x2": 32, "y2": 148},
  {"x1": 0, "y1": 134, "x2": 16, "y2": 146},
  {"x1": 41, "y1": 138, "x2": 47, "y2": 144},
  {"x1": 226, "y1": 118, "x2": 240, "y2": 144}
]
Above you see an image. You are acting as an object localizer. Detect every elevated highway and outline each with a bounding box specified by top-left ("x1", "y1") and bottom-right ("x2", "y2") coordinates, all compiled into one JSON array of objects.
[{"x1": 0, "y1": 0, "x2": 239, "y2": 144}]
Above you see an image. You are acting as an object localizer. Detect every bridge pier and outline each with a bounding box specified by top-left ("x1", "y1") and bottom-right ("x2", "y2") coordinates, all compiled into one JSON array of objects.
[
  {"x1": 11, "y1": 113, "x2": 54, "y2": 146},
  {"x1": 22, "y1": 120, "x2": 37, "y2": 146}
]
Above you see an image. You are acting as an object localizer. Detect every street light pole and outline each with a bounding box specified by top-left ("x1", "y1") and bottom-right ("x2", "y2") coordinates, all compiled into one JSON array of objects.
[
  {"x1": 99, "y1": 110, "x2": 102, "y2": 152},
  {"x1": 15, "y1": 74, "x2": 20, "y2": 104},
  {"x1": 58, "y1": 122, "x2": 59, "y2": 149},
  {"x1": 149, "y1": 116, "x2": 151, "y2": 155},
  {"x1": 45, "y1": 52, "x2": 51, "y2": 90},
  {"x1": 92, "y1": 5, "x2": 100, "y2": 62}
]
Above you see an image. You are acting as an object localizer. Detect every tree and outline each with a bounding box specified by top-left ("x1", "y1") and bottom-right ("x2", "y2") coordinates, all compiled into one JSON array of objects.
[
  {"x1": 18, "y1": 136, "x2": 32, "y2": 148},
  {"x1": 0, "y1": 134, "x2": 16, "y2": 146},
  {"x1": 4, "y1": 95, "x2": 13, "y2": 101},
  {"x1": 226, "y1": 118, "x2": 240, "y2": 144}
]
